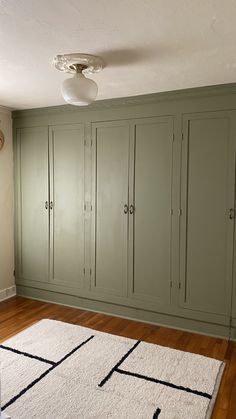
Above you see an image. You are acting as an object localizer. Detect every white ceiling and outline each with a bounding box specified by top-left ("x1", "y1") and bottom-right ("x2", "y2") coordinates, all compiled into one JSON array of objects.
[{"x1": 0, "y1": 0, "x2": 236, "y2": 109}]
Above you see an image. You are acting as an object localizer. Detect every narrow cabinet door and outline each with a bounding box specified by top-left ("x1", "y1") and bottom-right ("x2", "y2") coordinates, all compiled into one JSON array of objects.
[
  {"x1": 16, "y1": 127, "x2": 49, "y2": 282},
  {"x1": 49, "y1": 125, "x2": 85, "y2": 287},
  {"x1": 179, "y1": 112, "x2": 235, "y2": 316},
  {"x1": 129, "y1": 117, "x2": 174, "y2": 305},
  {"x1": 91, "y1": 121, "x2": 130, "y2": 297}
]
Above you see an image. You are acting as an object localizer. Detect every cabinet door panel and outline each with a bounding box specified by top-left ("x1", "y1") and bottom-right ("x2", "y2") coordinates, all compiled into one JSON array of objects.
[
  {"x1": 49, "y1": 125, "x2": 84, "y2": 286},
  {"x1": 129, "y1": 117, "x2": 173, "y2": 305},
  {"x1": 180, "y1": 113, "x2": 235, "y2": 315},
  {"x1": 16, "y1": 127, "x2": 49, "y2": 282},
  {"x1": 91, "y1": 121, "x2": 129, "y2": 296}
]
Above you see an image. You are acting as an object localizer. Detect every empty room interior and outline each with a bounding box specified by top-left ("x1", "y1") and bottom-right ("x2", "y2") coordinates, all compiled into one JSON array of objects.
[{"x1": 1, "y1": 1, "x2": 236, "y2": 418}]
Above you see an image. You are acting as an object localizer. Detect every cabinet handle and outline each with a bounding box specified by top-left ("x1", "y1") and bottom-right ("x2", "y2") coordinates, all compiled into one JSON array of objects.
[
  {"x1": 229, "y1": 208, "x2": 235, "y2": 219},
  {"x1": 45, "y1": 201, "x2": 49, "y2": 210},
  {"x1": 129, "y1": 204, "x2": 135, "y2": 214},
  {"x1": 50, "y1": 201, "x2": 53, "y2": 210},
  {"x1": 124, "y1": 204, "x2": 129, "y2": 214}
]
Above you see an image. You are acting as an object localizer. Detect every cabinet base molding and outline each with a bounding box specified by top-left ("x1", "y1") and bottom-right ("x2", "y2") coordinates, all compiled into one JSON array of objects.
[
  {"x1": 231, "y1": 319, "x2": 236, "y2": 341},
  {"x1": 16, "y1": 285, "x2": 231, "y2": 340},
  {"x1": 0, "y1": 285, "x2": 16, "y2": 302},
  {"x1": 231, "y1": 327, "x2": 236, "y2": 341}
]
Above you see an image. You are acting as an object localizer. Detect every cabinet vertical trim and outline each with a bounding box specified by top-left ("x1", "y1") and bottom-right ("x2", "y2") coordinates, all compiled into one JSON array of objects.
[
  {"x1": 19, "y1": 129, "x2": 23, "y2": 277},
  {"x1": 94, "y1": 128, "x2": 98, "y2": 289},
  {"x1": 48, "y1": 128, "x2": 54, "y2": 283},
  {"x1": 229, "y1": 151, "x2": 236, "y2": 338},
  {"x1": 184, "y1": 121, "x2": 190, "y2": 303},
  {"x1": 91, "y1": 125, "x2": 98, "y2": 291},
  {"x1": 169, "y1": 119, "x2": 175, "y2": 303},
  {"x1": 132, "y1": 125, "x2": 136, "y2": 295}
]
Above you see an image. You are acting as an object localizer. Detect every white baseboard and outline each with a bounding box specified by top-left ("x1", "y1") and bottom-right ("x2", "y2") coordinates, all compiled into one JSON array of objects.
[{"x1": 0, "y1": 285, "x2": 16, "y2": 302}]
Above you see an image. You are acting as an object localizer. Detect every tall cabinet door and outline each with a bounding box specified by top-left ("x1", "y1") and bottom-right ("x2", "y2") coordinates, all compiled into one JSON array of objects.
[
  {"x1": 179, "y1": 112, "x2": 235, "y2": 316},
  {"x1": 49, "y1": 124, "x2": 85, "y2": 287},
  {"x1": 16, "y1": 127, "x2": 49, "y2": 282},
  {"x1": 91, "y1": 121, "x2": 130, "y2": 297},
  {"x1": 129, "y1": 117, "x2": 174, "y2": 306}
]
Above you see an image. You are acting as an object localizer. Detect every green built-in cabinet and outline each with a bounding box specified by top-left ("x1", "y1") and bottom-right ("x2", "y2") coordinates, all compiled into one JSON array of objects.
[
  {"x1": 91, "y1": 120, "x2": 130, "y2": 297},
  {"x1": 14, "y1": 84, "x2": 236, "y2": 339},
  {"x1": 129, "y1": 117, "x2": 173, "y2": 306},
  {"x1": 49, "y1": 124, "x2": 85, "y2": 287},
  {"x1": 16, "y1": 127, "x2": 49, "y2": 283},
  {"x1": 91, "y1": 116, "x2": 173, "y2": 307},
  {"x1": 180, "y1": 113, "x2": 235, "y2": 317},
  {"x1": 16, "y1": 124, "x2": 85, "y2": 288}
]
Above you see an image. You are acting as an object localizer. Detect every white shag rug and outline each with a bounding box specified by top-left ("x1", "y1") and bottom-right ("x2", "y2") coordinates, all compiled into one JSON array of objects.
[{"x1": 0, "y1": 319, "x2": 224, "y2": 419}]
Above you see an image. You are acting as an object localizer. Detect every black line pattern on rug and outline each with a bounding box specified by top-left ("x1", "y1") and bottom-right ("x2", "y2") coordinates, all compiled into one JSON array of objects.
[
  {"x1": 1, "y1": 335, "x2": 94, "y2": 411},
  {"x1": 98, "y1": 340, "x2": 141, "y2": 387},
  {"x1": 0, "y1": 344, "x2": 56, "y2": 366},
  {"x1": 153, "y1": 407, "x2": 161, "y2": 418},
  {"x1": 98, "y1": 340, "x2": 212, "y2": 400},
  {"x1": 116, "y1": 368, "x2": 212, "y2": 399}
]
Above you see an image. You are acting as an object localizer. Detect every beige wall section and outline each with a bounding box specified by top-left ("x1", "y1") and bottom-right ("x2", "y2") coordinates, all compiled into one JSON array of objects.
[{"x1": 0, "y1": 106, "x2": 15, "y2": 296}]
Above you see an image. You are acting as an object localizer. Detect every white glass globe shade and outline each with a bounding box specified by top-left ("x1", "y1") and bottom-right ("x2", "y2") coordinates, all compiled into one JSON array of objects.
[{"x1": 61, "y1": 73, "x2": 98, "y2": 106}]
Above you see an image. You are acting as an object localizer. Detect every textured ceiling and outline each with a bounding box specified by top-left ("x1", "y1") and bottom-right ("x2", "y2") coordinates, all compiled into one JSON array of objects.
[{"x1": 0, "y1": 0, "x2": 236, "y2": 109}]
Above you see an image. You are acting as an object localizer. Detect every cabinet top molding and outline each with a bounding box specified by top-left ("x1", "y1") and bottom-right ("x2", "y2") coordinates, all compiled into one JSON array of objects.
[{"x1": 12, "y1": 82, "x2": 236, "y2": 119}]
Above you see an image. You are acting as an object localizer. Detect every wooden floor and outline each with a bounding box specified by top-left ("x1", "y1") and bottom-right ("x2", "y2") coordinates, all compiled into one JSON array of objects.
[{"x1": 0, "y1": 296, "x2": 235, "y2": 418}]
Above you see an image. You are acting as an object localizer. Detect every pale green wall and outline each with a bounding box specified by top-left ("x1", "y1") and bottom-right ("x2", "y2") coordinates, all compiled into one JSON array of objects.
[{"x1": 0, "y1": 107, "x2": 15, "y2": 298}]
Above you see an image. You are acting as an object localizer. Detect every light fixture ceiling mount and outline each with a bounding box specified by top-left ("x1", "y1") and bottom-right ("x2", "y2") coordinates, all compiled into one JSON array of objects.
[
  {"x1": 54, "y1": 53, "x2": 105, "y2": 75},
  {"x1": 54, "y1": 53, "x2": 105, "y2": 106}
]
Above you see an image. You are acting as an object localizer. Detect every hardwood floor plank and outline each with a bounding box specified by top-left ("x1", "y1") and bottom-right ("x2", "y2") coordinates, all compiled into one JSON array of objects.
[{"x1": 0, "y1": 296, "x2": 235, "y2": 418}]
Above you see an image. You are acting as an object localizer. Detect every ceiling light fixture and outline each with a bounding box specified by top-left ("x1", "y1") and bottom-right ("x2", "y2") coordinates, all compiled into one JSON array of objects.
[{"x1": 54, "y1": 53, "x2": 105, "y2": 106}]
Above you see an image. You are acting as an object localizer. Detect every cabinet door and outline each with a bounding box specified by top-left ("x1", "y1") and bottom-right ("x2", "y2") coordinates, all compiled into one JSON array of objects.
[
  {"x1": 179, "y1": 113, "x2": 235, "y2": 316},
  {"x1": 91, "y1": 121, "x2": 130, "y2": 297},
  {"x1": 49, "y1": 124, "x2": 85, "y2": 287},
  {"x1": 16, "y1": 127, "x2": 49, "y2": 282},
  {"x1": 129, "y1": 117, "x2": 174, "y2": 305}
]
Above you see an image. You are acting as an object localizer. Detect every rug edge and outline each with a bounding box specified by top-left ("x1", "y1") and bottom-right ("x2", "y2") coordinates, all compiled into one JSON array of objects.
[
  {"x1": 205, "y1": 362, "x2": 225, "y2": 419},
  {"x1": 2, "y1": 319, "x2": 227, "y2": 365}
]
